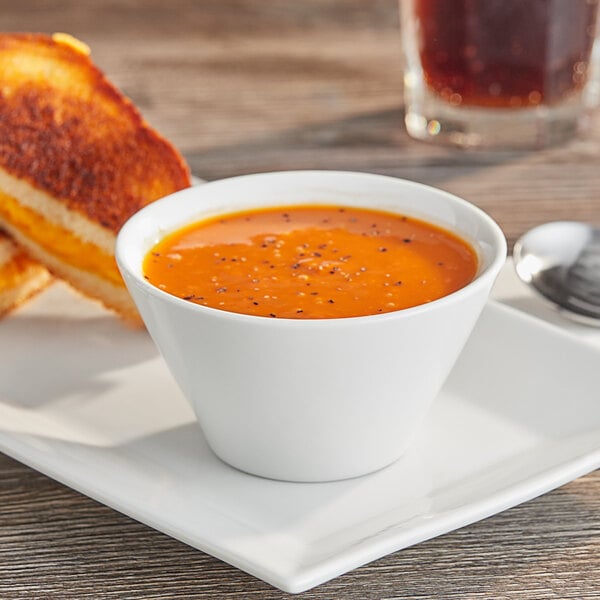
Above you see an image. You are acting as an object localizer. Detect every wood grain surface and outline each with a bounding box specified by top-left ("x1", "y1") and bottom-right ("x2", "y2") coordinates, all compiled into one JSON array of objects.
[{"x1": 1, "y1": 1, "x2": 599, "y2": 598}]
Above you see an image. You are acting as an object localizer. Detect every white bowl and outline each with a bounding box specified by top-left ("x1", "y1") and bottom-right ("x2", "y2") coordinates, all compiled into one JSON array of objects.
[{"x1": 116, "y1": 171, "x2": 506, "y2": 482}]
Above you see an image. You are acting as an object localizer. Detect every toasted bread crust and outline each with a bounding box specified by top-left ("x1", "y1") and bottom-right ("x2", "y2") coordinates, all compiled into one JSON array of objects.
[{"x1": 0, "y1": 33, "x2": 190, "y2": 233}]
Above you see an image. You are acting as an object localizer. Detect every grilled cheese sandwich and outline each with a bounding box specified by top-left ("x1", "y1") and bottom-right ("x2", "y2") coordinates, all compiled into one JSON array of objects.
[{"x1": 0, "y1": 33, "x2": 191, "y2": 323}]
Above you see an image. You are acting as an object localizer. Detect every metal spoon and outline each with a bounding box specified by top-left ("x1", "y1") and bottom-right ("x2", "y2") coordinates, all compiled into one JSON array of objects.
[{"x1": 513, "y1": 221, "x2": 600, "y2": 326}]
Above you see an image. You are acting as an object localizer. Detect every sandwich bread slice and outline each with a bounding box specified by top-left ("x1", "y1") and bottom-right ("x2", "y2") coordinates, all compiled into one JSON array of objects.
[
  {"x1": 0, "y1": 230, "x2": 52, "y2": 317},
  {"x1": 0, "y1": 33, "x2": 191, "y2": 324}
]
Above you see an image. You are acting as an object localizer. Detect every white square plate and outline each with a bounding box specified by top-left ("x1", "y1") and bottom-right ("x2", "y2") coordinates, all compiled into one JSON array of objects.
[{"x1": 1, "y1": 263, "x2": 599, "y2": 593}]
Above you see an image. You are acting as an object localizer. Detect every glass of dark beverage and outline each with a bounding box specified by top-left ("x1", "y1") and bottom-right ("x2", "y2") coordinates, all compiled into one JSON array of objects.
[{"x1": 401, "y1": 0, "x2": 600, "y2": 149}]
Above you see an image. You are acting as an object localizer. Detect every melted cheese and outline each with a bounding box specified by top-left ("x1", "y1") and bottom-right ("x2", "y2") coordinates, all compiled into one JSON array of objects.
[
  {"x1": 0, "y1": 190, "x2": 122, "y2": 286},
  {"x1": 0, "y1": 248, "x2": 41, "y2": 288}
]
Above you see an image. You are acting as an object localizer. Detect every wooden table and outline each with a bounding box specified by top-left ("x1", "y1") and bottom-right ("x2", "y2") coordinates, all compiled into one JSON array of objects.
[{"x1": 1, "y1": 1, "x2": 599, "y2": 598}]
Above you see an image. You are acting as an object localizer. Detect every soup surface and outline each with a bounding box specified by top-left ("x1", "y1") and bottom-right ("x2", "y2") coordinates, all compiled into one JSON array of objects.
[{"x1": 143, "y1": 205, "x2": 478, "y2": 319}]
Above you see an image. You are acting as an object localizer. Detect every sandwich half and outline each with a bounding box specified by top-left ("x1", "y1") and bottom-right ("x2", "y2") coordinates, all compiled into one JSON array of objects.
[
  {"x1": 0, "y1": 33, "x2": 191, "y2": 324},
  {"x1": 0, "y1": 229, "x2": 52, "y2": 317}
]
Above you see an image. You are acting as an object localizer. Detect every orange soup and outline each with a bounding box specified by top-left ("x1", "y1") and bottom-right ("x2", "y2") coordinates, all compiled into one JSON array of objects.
[{"x1": 143, "y1": 205, "x2": 478, "y2": 319}]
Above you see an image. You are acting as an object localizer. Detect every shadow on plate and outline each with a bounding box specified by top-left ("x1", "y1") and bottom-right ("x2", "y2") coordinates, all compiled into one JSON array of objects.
[{"x1": 0, "y1": 312, "x2": 158, "y2": 408}]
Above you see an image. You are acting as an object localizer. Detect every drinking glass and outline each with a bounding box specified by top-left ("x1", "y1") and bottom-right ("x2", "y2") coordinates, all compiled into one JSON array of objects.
[{"x1": 401, "y1": 0, "x2": 600, "y2": 149}]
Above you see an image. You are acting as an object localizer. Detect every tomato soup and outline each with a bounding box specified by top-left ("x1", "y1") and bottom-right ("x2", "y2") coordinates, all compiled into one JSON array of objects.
[{"x1": 143, "y1": 205, "x2": 478, "y2": 319}]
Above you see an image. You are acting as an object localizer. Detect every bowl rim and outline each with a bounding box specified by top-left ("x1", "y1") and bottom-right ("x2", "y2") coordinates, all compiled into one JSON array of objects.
[{"x1": 116, "y1": 170, "x2": 507, "y2": 325}]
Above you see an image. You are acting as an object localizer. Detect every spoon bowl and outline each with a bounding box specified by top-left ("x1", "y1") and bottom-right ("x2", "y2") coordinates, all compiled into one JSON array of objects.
[{"x1": 513, "y1": 221, "x2": 600, "y2": 326}]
